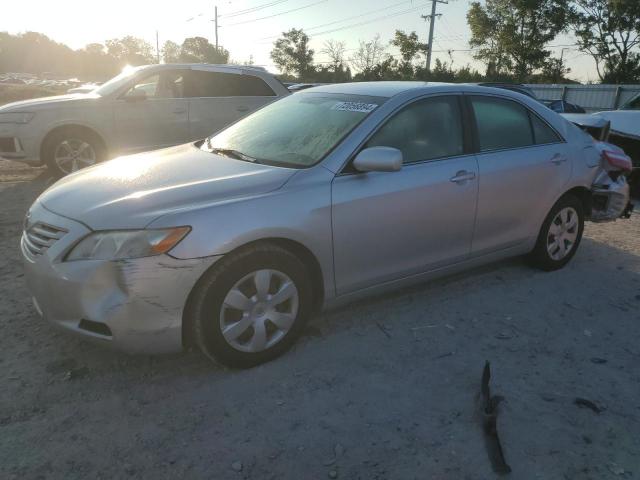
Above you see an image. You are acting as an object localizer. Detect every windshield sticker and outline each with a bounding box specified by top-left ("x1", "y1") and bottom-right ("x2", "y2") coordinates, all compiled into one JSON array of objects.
[{"x1": 331, "y1": 102, "x2": 378, "y2": 113}]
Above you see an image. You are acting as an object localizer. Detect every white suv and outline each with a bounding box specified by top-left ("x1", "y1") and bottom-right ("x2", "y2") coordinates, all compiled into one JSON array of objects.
[{"x1": 0, "y1": 64, "x2": 289, "y2": 175}]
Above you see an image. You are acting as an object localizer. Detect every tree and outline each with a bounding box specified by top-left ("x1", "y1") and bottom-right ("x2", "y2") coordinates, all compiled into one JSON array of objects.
[
  {"x1": 321, "y1": 39, "x2": 347, "y2": 72},
  {"x1": 0, "y1": 32, "x2": 77, "y2": 76},
  {"x1": 389, "y1": 30, "x2": 428, "y2": 79},
  {"x1": 350, "y1": 35, "x2": 386, "y2": 75},
  {"x1": 84, "y1": 43, "x2": 105, "y2": 55},
  {"x1": 162, "y1": 40, "x2": 181, "y2": 63},
  {"x1": 571, "y1": 0, "x2": 640, "y2": 83},
  {"x1": 467, "y1": 0, "x2": 570, "y2": 81},
  {"x1": 540, "y1": 55, "x2": 572, "y2": 83},
  {"x1": 270, "y1": 29, "x2": 314, "y2": 78},
  {"x1": 390, "y1": 30, "x2": 427, "y2": 66},
  {"x1": 77, "y1": 43, "x2": 118, "y2": 80},
  {"x1": 316, "y1": 40, "x2": 352, "y2": 82},
  {"x1": 179, "y1": 37, "x2": 229, "y2": 64},
  {"x1": 105, "y1": 36, "x2": 155, "y2": 67}
]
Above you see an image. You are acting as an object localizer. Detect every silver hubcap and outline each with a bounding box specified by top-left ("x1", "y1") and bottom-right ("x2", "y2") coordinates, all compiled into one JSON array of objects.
[
  {"x1": 219, "y1": 269, "x2": 299, "y2": 353},
  {"x1": 54, "y1": 139, "x2": 96, "y2": 173},
  {"x1": 547, "y1": 207, "x2": 579, "y2": 260}
]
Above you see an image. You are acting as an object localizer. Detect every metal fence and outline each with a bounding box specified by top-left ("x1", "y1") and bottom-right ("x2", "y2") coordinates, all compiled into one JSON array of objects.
[{"x1": 525, "y1": 84, "x2": 640, "y2": 112}]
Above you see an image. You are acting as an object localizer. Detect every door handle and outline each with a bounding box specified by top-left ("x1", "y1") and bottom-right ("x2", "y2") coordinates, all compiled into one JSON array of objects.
[
  {"x1": 450, "y1": 171, "x2": 476, "y2": 184},
  {"x1": 550, "y1": 153, "x2": 568, "y2": 165},
  {"x1": 237, "y1": 106, "x2": 249, "y2": 112},
  {"x1": 172, "y1": 108, "x2": 187, "y2": 114}
]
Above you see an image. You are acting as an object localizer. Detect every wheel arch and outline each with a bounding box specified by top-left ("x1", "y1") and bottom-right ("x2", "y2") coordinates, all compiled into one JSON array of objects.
[
  {"x1": 181, "y1": 237, "x2": 326, "y2": 349},
  {"x1": 561, "y1": 185, "x2": 592, "y2": 219},
  {"x1": 40, "y1": 123, "x2": 109, "y2": 161}
]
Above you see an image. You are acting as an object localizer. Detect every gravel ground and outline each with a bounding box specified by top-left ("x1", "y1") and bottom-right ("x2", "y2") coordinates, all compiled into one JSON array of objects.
[{"x1": 1, "y1": 164, "x2": 639, "y2": 480}]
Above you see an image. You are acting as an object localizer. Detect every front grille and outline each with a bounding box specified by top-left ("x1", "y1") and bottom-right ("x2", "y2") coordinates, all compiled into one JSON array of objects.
[
  {"x1": 0, "y1": 137, "x2": 17, "y2": 153},
  {"x1": 22, "y1": 222, "x2": 68, "y2": 256}
]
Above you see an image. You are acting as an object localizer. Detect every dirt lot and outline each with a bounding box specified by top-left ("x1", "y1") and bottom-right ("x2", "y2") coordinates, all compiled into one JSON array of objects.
[{"x1": 1, "y1": 161, "x2": 639, "y2": 480}]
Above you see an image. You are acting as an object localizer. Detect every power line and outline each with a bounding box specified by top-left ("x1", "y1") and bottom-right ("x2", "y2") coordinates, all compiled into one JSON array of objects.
[
  {"x1": 221, "y1": 0, "x2": 290, "y2": 18},
  {"x1": 306, "y1": 3, "x2": 430, "y2": 37},
  {"x1": 257, "y1": 0, "x2": 417, "y2": 41},
  {"x1": 223, "y1": 0, "x2": 328, "y2": 27}
]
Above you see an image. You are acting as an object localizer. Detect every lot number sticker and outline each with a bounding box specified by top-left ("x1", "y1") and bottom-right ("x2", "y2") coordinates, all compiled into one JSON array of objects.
[{"x1": 331, "y1": 102, "x2": 378, "y2": 113}]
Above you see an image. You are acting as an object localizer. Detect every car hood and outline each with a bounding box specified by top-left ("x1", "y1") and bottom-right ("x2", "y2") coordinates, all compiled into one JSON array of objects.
[
  {"x1": 0, "y1": 93, "x2": 100, "y2": 112},
  {"x1": 593, "y1": 111, "x2": 640, "y2": 140},
  {"x1": 38, "y1": 143, "x2": 297, "y2": 230}
]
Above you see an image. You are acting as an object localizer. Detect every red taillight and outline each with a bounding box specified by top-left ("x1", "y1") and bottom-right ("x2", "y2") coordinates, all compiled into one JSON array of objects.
[{"x1": 602, "y1": 149, "x2": 633, "y2": 172}]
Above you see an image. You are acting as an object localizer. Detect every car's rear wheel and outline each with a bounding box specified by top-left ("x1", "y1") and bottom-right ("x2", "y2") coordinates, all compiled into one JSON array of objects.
[
  {"x1": 528, "y1": 194, "x2": 585, "y2": 271},
  {"x1": 191, "y1": 243, "x2": 313, "y2": 368},
  {"x1": 43, "y1": 129, "x2": 105, "y2": 176}
]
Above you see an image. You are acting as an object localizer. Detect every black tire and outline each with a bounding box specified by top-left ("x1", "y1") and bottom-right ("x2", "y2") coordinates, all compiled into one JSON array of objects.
[
  {"x1": 629, "y1": 170, "x2": 640, "y2": 199},
  {"x1": 42, "y1": 128, "x2": 106, "y2": 177},
  {"x1": 191, "y1": 243, "x2": 313, "y2": 368},
  {"x1": 528, "y1": 194, "x2": 585, "y2": 271}
]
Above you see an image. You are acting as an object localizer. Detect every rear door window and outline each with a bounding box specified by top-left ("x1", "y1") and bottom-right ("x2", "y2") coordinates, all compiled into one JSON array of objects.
[
  {"x1": 470, "y1": 96, "x2": 534, "y2": 151},
  {"x1": 530, "y1": 113, "x2": 561, "y2": 144},
  {"x1": 186, "y1": 70, "x2": 276, "y2": 97}
]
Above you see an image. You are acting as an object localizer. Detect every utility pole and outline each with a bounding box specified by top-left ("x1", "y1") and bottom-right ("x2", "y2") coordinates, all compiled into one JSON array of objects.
[
  {"x1": 156, "y1": 30, "x2": 160, "y2": 64},
  {"x1": 214, "y1": 5, "x2": 219, "y2": 50},
  {"x1": 421, "y1": 0, "x2": 447, "y2": 73}
]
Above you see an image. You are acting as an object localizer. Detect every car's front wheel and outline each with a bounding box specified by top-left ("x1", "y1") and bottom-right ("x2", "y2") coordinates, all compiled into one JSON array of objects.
[
  {"x1": 43, "y1": 128, "x2": 105, "y2": 176},
  {"x1": 191, "y1": 243, "x2": 313, "y2": 368},
  {"x1": 528, "y1": 194, "x2": 585, "y2": 271}
]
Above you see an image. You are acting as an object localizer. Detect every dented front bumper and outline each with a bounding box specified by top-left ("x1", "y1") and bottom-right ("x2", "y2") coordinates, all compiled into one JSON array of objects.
[
  {"x1": 21, "y1": 202, "x2": 219, "y2": 354},
  {"x1": 590, "y1": 171, "x2": 632, "y2": 222}
]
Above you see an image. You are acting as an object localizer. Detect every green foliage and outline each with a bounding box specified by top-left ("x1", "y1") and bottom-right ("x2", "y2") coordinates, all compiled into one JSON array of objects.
[
  {"x1": 572, "y1": 0, "x2": 640, "y2": 83},
  {"x1": 538, "y1": 56, "x2": 573, "y2": 83},
  {"x1": 162, "y1": 41, "x2": 181, "y2": 63},
  {"x1": 0, "y1": 32, "x2": 80, "y2": 77},
  {"x1": 105, "y1": 36, "x2": 155, "y2": 67},
  {"x1": 0, "y1": 32, "x2": 232, "y2": 82},
  {"x1": 270, "y1": 29, "x2": 314, "y2": 78},
  {"x1": 390, "y1": 30, "x2": 427, "y2": 66},
  {"x1": 350, "y1": 35, "x2": 386, "y2": 78},
  {"x1": 308, "y1": 65, "x2": 353, "y2": 83},
  {"x1": 179, "y1": 37, "x2": 229, "y2": 64},
  {"x1": 467, "y1": 0, "x2": 570, "y2": 81}
]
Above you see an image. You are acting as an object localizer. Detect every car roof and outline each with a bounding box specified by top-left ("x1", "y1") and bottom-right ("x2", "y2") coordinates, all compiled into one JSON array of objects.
[
  {"x1": 299, "y1": 81, "x2": 537, "y2": 101},
  {"x1": 135, "y1": 63, "x2": 268, "y2": 75},
  {"x1": 306, "y1": 81, "x2": 432, "y2": 97}
]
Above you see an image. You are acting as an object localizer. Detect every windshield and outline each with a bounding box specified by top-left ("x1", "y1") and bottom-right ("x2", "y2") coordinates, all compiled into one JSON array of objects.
[
  {"x1": 202, "y1": 93, "x2": 385, "y2": 168},
  {"x1": 94, "y1": 66, "x2": 146, "y2": 97}
]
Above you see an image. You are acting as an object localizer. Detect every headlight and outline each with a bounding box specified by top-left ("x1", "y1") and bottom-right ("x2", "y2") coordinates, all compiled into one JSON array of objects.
[
  {"x1": 0, "y1": 112, "x2": 35, "y2": 124},
  {"x1": 65, "y1": 227, "x2": 190, "y2": 262}
]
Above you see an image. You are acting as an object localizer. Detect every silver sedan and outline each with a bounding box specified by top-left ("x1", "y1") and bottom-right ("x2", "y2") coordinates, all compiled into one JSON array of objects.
[{"x1": 22, "y1": 82, "x2": 624, "y2": 367}]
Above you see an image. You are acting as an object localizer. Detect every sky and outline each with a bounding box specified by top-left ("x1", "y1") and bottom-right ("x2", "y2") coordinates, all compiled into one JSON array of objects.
[{"x1": 2, "y1": 0, "x2": 598, "y2": 82}]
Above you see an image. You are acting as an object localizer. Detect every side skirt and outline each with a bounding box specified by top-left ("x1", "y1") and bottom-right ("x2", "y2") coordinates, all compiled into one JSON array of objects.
[{"x1": 322, "y1": 241, "x2": 534, "y2": 311}]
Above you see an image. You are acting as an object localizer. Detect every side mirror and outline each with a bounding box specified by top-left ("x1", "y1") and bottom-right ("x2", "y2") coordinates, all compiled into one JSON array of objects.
[
  {"x1": 353, "y1": 146, "x2": 402, "y2": 173},
  {"x1": 124, "y1": 90, "x2": 147, "y2": 102}
]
